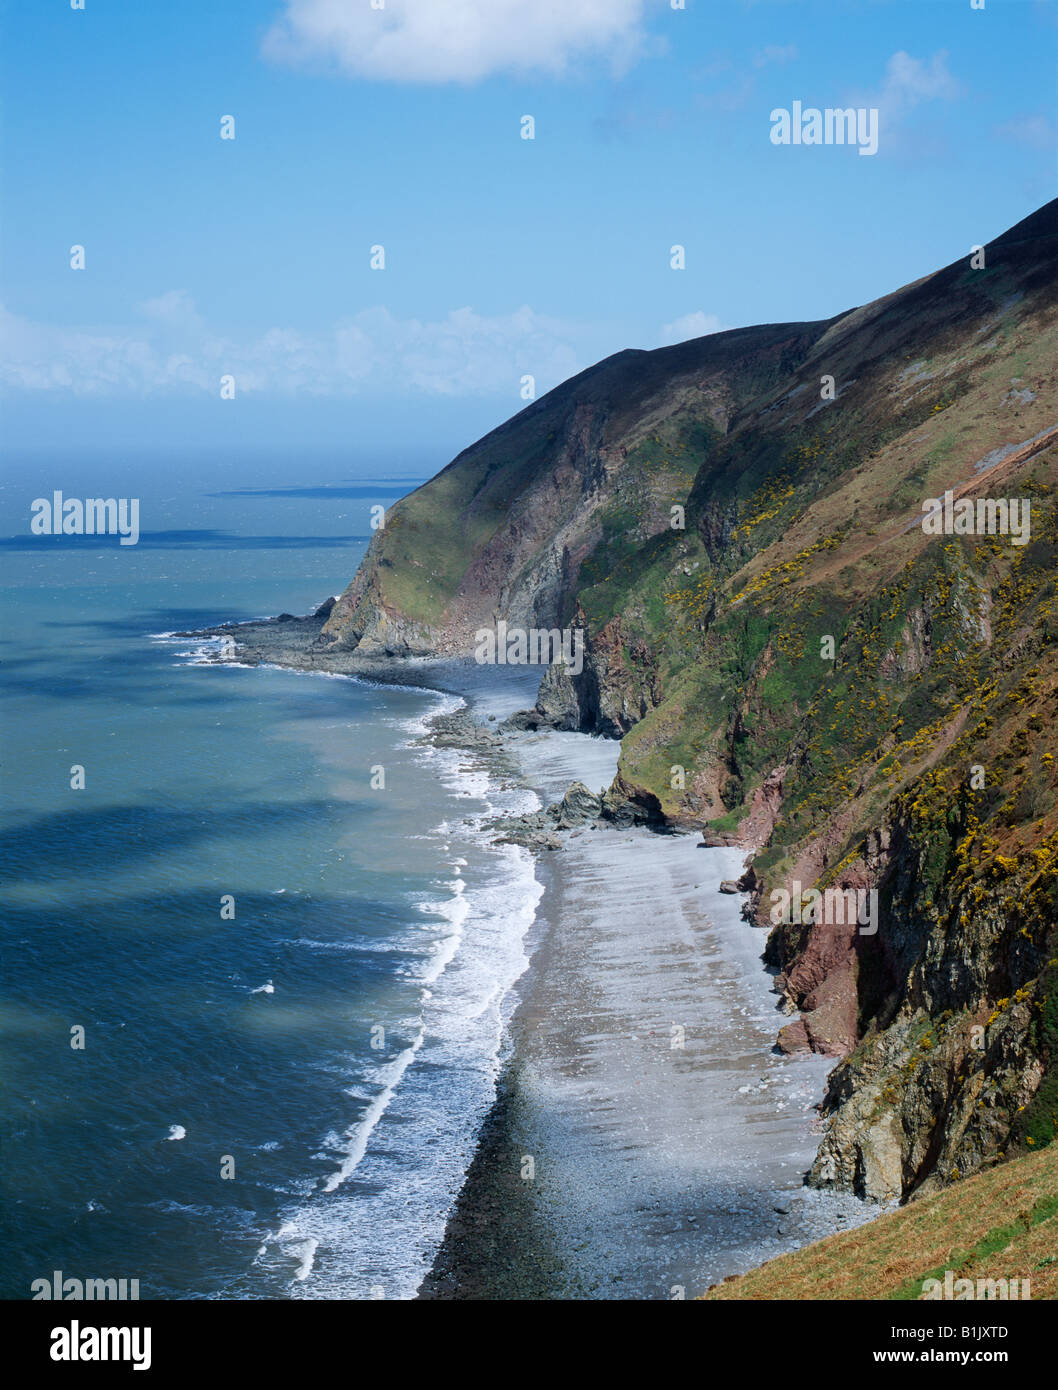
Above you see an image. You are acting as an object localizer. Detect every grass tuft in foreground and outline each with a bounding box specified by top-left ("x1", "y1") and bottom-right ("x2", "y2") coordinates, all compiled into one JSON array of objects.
[{"x1": 703, "y1": 1145, "x2": 1058, "y2": 1300}]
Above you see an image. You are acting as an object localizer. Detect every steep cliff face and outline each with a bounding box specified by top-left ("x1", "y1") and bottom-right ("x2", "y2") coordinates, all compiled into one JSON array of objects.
[
  {"x1": 320, "y1": 321, "x2": 838, "y2": 655},
  {"x1": 326, "y1": 200, "x2": 1058, "y2": 1200}
]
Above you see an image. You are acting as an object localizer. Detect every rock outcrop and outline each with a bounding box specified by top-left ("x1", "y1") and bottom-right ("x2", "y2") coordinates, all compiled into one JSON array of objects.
[{"x1": 488, "y1": 780, "x2": 607, "y2": 850}]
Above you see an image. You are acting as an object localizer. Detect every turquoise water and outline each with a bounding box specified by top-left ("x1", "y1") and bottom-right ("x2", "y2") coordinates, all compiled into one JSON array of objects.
[{"x1": 0, "y1": 451, "x2": 541, "y2": 1299}]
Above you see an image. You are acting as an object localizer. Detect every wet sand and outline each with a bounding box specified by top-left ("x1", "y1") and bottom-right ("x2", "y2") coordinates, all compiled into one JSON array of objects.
[{"x1": 420, "y1": 786, "x2": 876, "y2": 1300}]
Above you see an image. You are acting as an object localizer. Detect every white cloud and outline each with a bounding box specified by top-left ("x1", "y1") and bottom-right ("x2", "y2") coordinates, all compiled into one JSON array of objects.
[
  {"x1": 874, "y1": 50, "x2": 962, "y2": 118},
  {"x1": 839, "y1": 50, "x2": 962, "y2": 157},
  {"x1": 262, "y1": 0, "x2": 648, "y2": 84},
  {"x1": 753, "y1": 44, "x2": 798, "y2": 69},
  {"x1": 996, "y1": 114, "x2": 1057, "y2": 150},
  {"x1": 659, "y1": 311, "x2": 729, "y2": 346},
  {"x1": 0, "y1": 298, "x2": 592, "y2": 400},
  {"x1": 139, "y1": 288, "x2": 203, "y2": 329}
]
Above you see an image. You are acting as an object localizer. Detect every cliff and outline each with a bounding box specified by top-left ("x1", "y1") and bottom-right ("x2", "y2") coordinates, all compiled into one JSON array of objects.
[
  {"x1": 320, "y1": 319, "x2": 840, "y2": 659},
  {"x1": 323, "y1": 199, "x2": 1058, "y2": 1201}
]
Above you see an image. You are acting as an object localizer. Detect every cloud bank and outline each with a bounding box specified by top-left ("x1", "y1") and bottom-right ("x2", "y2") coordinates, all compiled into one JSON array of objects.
[
  {"x1": 0, "y1": 298, "x2": 594, "y2": 401},
  {"x1": 262, "y1": 0, "x2": 648, "y2": 84}
]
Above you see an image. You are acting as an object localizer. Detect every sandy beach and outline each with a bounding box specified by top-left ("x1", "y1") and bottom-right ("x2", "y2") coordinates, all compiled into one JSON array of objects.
[{"x1": 419, "y1": 711, "x2": 878, "y2": 1300}]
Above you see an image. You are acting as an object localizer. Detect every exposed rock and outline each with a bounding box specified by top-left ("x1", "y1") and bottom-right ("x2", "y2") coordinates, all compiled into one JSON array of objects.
[
  {"x1": 554, "y1": 781, "x2": 603, "y2": 827},
  {"x1": 775, "y1": 1018, "x2": 812, "y2": 1055},
  {"x1": 494, "y1": 826, "x2": 564, "y2": 852},
  {"x1": 486, "y1": 779, "x2": 605, "y2": 850},
  {"x1": 534, "y1": 660, "x2": 585, "y2": 731},
  {"x1": 425, "y1": 709, "x2": 503, "y2": 750},
  {"x1": 600, "y1": 780, "x2": 659, "y2": 827}
]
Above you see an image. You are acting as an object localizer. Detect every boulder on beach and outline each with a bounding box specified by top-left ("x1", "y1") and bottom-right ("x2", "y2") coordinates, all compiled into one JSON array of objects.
[{"x1": 554, "y1": 781, "x2": 603, "y2": 828}]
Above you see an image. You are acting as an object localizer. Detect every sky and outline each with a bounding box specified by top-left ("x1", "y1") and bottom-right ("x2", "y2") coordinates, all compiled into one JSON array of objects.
[{"x1": 1, "y1": 0, "x2": 1056, "y2": 459}]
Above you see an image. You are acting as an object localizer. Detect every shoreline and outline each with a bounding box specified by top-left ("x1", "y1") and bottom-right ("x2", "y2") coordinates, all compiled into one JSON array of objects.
[
  {"x1": 181, "y1": 610, "x2": 880, "y2": 1299},
  {"x1": 419, "y1": 827, "x2": 878, "y2": 1300},
  {"x1": 416, "y1": 665, "x2": 883, "y2": 1299}
]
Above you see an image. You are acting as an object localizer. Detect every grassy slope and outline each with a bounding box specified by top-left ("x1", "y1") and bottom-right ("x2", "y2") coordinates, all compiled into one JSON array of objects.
[
  {"x1": 703, "y1": 1143, "x2": 1058, "y2": 1299},
  {"x1": 327, "y1": 200, "x2": 1058, "y2": 1197},
  {"x1": 604, "y1": 205, "x2": 1058, "y2": 829},
  {"x1": 333, "y1": 322, "x2": 837, "y2": 632},
  {"x1": 588, "y1": 203, "x2": 1058, "y2": 1193}
]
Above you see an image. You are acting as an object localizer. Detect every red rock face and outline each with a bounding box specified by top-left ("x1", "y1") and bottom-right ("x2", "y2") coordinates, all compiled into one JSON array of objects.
[
  {"x1": 776, "y1": 912, "x2": 860, "y2": 1057},
  {"x1": 737, "y1": 764, "x2": 788, "y2": 846}
]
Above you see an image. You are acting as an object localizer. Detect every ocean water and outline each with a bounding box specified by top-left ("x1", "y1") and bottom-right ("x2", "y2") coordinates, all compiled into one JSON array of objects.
[{"x1": 0, "y1": 450, "x2": 544, "y2": 1300}]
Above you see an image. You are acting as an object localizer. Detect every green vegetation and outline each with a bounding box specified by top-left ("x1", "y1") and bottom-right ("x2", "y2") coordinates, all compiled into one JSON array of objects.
[{"x1": 331, "y1": 200, "x2": 1058, "y2": 1199}]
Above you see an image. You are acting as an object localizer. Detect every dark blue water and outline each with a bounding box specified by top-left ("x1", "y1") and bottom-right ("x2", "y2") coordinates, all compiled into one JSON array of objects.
[{"x1": 0, "y1": 450, "x2": 542, "y2": 1299}]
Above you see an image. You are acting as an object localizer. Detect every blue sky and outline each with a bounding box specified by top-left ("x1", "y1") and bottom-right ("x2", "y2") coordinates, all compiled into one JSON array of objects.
[{"x1": 2, "y1": 0, "x2": 1056, "y2": 457}]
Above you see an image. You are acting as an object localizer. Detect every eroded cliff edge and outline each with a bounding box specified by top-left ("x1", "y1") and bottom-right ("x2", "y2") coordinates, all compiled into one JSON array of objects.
[{"x1": 319, "y1": 200, "x2": 1058, "y2": 1202}]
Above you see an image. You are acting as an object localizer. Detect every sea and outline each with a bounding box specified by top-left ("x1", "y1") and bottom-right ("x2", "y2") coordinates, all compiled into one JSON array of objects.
[{"x1": 0, "y1": 447, "x2": 549, "y2": 1300}]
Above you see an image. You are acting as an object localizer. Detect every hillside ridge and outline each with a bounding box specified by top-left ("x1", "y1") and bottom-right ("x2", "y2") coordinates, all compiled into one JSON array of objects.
[{"x1": 324, "y1": 199, "x2": 1058, "y2": 1201}]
